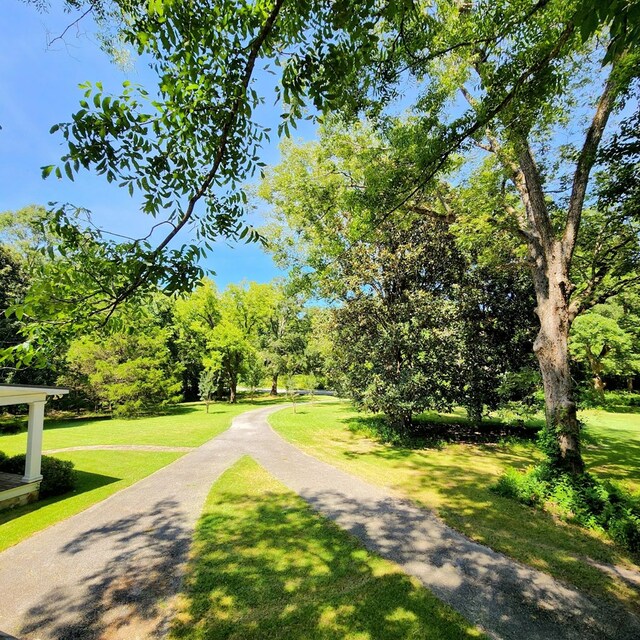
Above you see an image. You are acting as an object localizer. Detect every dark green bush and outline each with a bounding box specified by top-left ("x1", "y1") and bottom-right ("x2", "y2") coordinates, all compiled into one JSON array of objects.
[
  {"x1": 0, "y1": 451, "x2": 6, "y2": 465},
  {"x1": 493, "y1": 463, "x2": 640, "y2": 552},
  {"x1": 0, "y1": 454, "x2": 76, "y2": 498}
]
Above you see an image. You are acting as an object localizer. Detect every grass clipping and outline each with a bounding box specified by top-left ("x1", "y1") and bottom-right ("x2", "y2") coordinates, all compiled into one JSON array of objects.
[{"x1": 171, "y1": 456, "x2": 484, "y2": 640}]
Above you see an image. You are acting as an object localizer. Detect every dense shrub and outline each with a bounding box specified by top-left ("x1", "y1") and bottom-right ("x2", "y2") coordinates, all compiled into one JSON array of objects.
[
  {"x1": 493, "y1": 464, "x2": 640, "y2": 552},
  {"x1": 0, "y1": 450, "x2": 6, "y2": 465},
  {"x1": 0, "y1": 454, "x2": 76, "y2": 498}
]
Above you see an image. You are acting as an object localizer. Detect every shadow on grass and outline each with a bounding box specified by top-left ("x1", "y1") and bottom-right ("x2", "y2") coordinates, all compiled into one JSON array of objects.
[
  {"x1": 0, "y1": 469, "x2": 120, "y2": 527},
  {"x1": 172, "y1": 490, "x2": 481, "y2": 640},
  {"x1": 333, "y1": 412, "x2": 640, "y2": 614},
  {"x1": 343, "y1": 413, "x2": 541, "y2": 450},
  {"x1": 594, "y1": 404, "x2": 640, "y2": 415},
  {"x1": 582, "y1": 429, "x2": 640, "y2": 490}
]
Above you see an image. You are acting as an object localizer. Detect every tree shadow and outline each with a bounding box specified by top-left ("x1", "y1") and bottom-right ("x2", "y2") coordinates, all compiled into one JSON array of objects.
[
  {"x1": 594, "y1": 405, "x2": 640, "y2": 415},
  {"x1": 296, "y1": 489, "x2": 640, "y2": 640},
  {"x1": 0, "y1": 469, "x2": 120, "y2": 526},
  {"x1": 343, "y1": 413, "x2": 540, "y2": 450},
  {"x1": 19, "y1": 498, "x2": 191, "y2": 640},
  {"x1": 171, "y1": 489, "x2": 482, "y2": 640}
]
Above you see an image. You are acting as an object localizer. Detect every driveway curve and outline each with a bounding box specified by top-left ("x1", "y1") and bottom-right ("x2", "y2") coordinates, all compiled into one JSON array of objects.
[{"x1": 0, "y1": 403, "x2": 638, "y2": 640}]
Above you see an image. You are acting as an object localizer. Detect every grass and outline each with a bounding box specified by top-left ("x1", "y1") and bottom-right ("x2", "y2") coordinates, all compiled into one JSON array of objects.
[
  {"x1": 269, "y1": 401, "x2": 640, "y2": 616},
  {"x1": 0, "y1": 395, "x2": 288, "y2": 455},
  {"x1": 0, "y1": 449, "x2": 182, "y2": 552},
  {"x1": 171, "y1": 456, "x2": 485, "y2": 640},
  {"x1": 0, "y1": 396, "x2": 283, "y2": 550}
]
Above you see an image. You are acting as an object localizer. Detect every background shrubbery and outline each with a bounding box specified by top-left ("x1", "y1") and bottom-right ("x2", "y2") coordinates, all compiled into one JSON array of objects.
[{"x1": 0, "y1": 454, "x2": 76, "y2": 498}]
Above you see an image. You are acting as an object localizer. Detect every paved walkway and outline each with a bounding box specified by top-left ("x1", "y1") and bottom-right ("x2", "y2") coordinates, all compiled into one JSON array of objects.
[{"x1": 1, "y1": 405, "x2": 639, "y2": 640}]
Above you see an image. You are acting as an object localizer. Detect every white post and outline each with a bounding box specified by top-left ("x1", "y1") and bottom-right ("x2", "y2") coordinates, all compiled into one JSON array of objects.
[{"x1": 23, "y1": 400, "x2": 46, "y2": 483}]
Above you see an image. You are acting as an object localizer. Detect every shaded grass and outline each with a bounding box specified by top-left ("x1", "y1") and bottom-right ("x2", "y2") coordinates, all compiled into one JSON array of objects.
[
  {"x1": 171, "y1": 456, "x2": 485, "y2": 640},
  {"x1": 0, "y1": 396, "x2": 286, "y2": 456},
  {"x1": 0, "y1": 449, "x2": 182, "y2": 552},
  {"x1": 269, "y1": 402, "x2": 640, "y2": 616}
]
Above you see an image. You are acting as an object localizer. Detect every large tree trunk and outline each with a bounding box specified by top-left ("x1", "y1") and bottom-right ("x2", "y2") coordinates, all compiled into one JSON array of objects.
[
  {"x1": 532, "y1": 252, "x2": 584, "y2": 474},
  {"x1": 270, "y1": 374, "x2": 278, "y2": 396}
]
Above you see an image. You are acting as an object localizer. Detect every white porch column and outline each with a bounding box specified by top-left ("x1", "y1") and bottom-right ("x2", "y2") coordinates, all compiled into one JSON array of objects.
[{"x1": 23, "y1": 400, "x2": 46, "y2": 483}]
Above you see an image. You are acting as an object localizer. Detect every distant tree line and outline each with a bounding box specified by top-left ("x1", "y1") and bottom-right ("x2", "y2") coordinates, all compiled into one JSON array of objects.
[{"x1": 0, "y1": 206, "x2": 331, "y2": 416}]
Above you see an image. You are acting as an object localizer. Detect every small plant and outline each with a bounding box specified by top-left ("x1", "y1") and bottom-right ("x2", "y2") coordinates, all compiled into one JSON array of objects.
[
  {"x1": 0, "y1": 454, "x2": 76, "y2": 498},
  {"x1": 199, "y1": 367, "x2": 218, "y2": 413}
]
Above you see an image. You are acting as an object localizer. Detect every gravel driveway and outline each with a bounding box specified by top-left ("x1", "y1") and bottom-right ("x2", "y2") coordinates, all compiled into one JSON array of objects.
[{"x1": 0, "y1": 404, "x2": 638, "y2": 640}]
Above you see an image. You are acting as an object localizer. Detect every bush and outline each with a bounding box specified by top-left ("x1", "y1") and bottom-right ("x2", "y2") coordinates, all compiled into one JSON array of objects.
[
  {"x1": 0, "y1": 454, "x2": 76, "y2": 498},
  {"x1": 0, "y1": 451, "x2": 6, "y2": 465},
  {"x1": 493, "y1": 464, "x2": 640, "y2": 552}
]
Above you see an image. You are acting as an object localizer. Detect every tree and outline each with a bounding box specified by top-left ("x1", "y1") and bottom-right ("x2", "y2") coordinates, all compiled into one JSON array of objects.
[
  {"x1": 205, "y1": 282, "x2": 272, "y2": 403},
  {"x1": 262, "y1": 124, "x2": 537, "y2": 426},
  {"x1": 331, "y1": 217, "x2": 463, "y2": 430},
  {"x1": 64, "y1": 325, "x2": 182, "y2": 416},
  {"x1": 570, "y1": 300, "x2": 640, "y2": 397},
  {"x1": 241, "y1": 349, "x2": 265, "y2": 398},
  {"x1": 260, "y1": 283, "x2": 309, "y2": 395},
  {"x1": 0, "y1": 246, "x2": 29, "y2": 379},
  {"x1": 261, "y1": 2, "x2": 639, "y2": 472},
  {"x1": 198, "y1": 367, "x2": 217, "y2": 413},
  {"x1": 14, "y1": 0, "x2": 640, "y2": 472},
  {"x1": 174, "y1": 278, "x2": 221, "y2": 399}
]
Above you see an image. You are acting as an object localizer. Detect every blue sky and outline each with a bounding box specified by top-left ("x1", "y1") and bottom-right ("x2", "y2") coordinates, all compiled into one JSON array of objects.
[{"x1": 0, "y1": 2, "x2": 316, "y2": 289}]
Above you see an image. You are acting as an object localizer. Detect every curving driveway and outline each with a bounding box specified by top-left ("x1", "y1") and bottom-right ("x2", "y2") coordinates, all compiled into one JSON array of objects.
[{"x1": 0, "y1": 404, "x2": 638, "y2": 640}]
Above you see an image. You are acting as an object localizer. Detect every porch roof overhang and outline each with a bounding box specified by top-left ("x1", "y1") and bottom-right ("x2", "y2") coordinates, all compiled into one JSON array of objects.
[{"x1": 0, "y1": 384, "x2": 69, "y2": 407}]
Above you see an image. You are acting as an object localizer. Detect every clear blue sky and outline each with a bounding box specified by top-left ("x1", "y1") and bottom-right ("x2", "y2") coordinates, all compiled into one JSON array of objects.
[{"x1": 0, "y1": 3, "x2": 316, "y2": 289}]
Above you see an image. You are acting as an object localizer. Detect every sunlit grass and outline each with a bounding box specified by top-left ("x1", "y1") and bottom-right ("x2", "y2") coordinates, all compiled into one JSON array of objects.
[
  {"x1": 171, "y1": 456, "x2": 485, "y2": 640},
  {"x1": 0, "y1": 396, "x2": 285, "y2": 455},
  {"x1": 0, "y1": 397, "x2": 284, "y2": 550},
  {"x1": 269, "y1": 402, "x2": 640, "y2": 615},
  {"x1": 0, "y1": 449, "x2": 181, "y2": 552}
]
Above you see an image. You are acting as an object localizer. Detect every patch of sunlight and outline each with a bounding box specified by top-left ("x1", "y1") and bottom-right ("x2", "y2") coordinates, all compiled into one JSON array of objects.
[
  {"x1": 385, "y1": 607, "x2": 419, "y2": 624},
  {"x1": 318, "y1": 604, "x2": 356, "y2": 628},
  {"x1": 283, "y1": 578, "x2": 302, "y2": 592}
]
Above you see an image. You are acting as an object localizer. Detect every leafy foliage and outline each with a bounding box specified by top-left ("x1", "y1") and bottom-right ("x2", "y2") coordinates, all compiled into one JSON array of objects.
[
  {"x1": 570, "y1": 300, "x2": 640, "y2": 396},
  {"x1": 62, "y1": 325, "x2": 182, "y2": 416},
  {"x1": 494, "y1": 463, "x2": 640, "y2": 552},
  {"x1": 0, "y1": 454, "x2": 76, "y2": 498}
]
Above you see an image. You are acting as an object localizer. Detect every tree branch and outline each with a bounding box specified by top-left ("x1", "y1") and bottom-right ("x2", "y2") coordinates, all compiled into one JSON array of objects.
[{"x1": 562, "y1": 59, "x2": 621, "y2": 263}]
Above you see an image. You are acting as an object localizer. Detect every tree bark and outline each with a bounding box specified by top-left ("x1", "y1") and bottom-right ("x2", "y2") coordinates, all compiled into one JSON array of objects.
[
  {"x1": 532, "y1": 248, "x2": 585, "y2": 474},
  {"x1": 270, "y1": 373, "x2": 278, "y2": 396}
]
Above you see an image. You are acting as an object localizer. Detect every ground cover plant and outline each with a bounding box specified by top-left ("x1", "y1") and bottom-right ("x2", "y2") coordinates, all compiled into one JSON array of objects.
[
  {"x1": 0, "y1": 396, "x2": 283, "y2": 551},
  {"x1": 171, "y1": 455, "x2": 485, "y2": 640},
  {"x1": 269, "y1": 401, "x2": 640, "y2": 616}
]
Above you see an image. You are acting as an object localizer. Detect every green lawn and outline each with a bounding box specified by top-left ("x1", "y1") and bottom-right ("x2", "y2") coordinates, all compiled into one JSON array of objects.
[
  {"x1": 0, "y1": 397, "x2": 282, "y2": 551},
  {"x1": 171, "y1": 456, "x2": 485, "y2": 640},
  {"x1": 0, "y1": 396, "x2": 286, "y2": 455},
  {"x1": 0, "y1": 449, "x2": 181, "y2": 552},
  {"x1": 269, "y1": 401, "x2": 640, "y2": 616}
]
